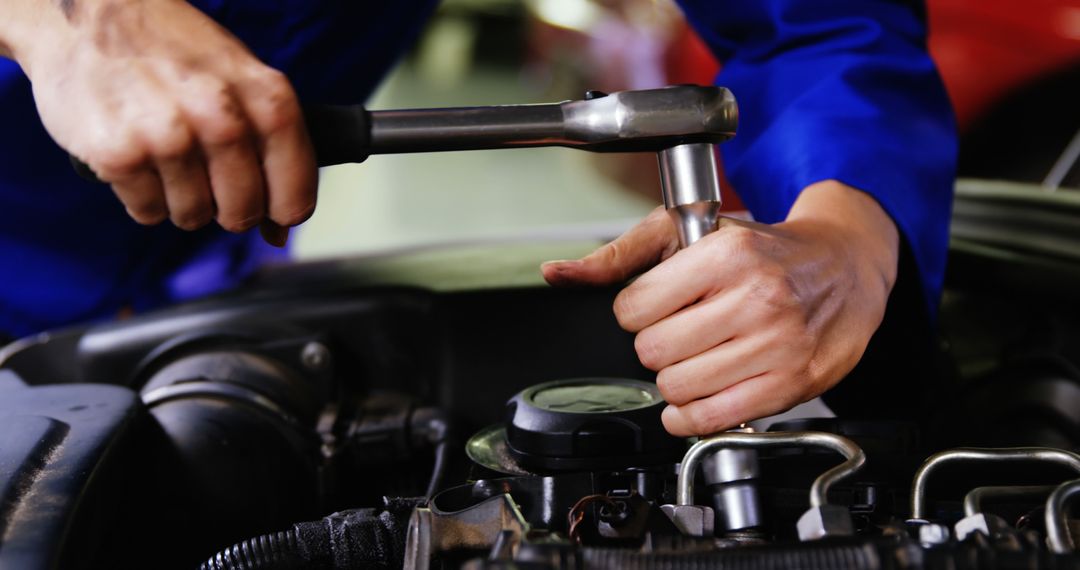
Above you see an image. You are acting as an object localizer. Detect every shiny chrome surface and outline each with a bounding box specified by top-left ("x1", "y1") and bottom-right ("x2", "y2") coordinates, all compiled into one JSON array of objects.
[
  {"x1": 676, "y1": 431, "x2": 866, "y2": 509},
  {"x1": 701, "y1": 428, "x2": 762, "y2": 531},
  {"x1": 962, "y1": 485, "x2": 1056, "y2": 518},
  {"x1": 1046, "y1": 478, "x2": 1080, "y2": 554},
  {"x1": 712, "y1": 483, "x2": 761, "y2": 531},
  {"x1": 909, "y1": 447, "x2": 1080, "y2": 520},
  {"x1": 658, "y1": 143, "x2": 723, "y2": 248},
  {"x1": 368, "y1": 85, "x2": 737, "y2": 155}
]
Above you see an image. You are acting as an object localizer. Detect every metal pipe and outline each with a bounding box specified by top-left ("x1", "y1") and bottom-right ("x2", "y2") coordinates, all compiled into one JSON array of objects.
[
  {"x1": 962, "y1": 485, "x2": 1056, "y2": 518},
  {"x1": 701, "y1": 427, "x2": 762, "y2": 531},
  {"x1": 658, "y1": 143, "x2": 723, "y2": 248},
  {"x1": 909, "y1": 447, "x2": 1080, "y2": 521},
  {"x1": 369, "y1": 105, "x2": 568, "y2": 154},
  {"x1": 676, "y1": 431, "x2": 865, "y2": 508},
  {"x1": 1046, "y1": 479, "x2": 1080, "y2": 554}
]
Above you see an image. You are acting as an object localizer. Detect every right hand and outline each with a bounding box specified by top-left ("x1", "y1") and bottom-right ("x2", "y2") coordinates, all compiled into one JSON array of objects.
[{"x1": 4, "y1": 0, "x2": 317, "y2": 245}]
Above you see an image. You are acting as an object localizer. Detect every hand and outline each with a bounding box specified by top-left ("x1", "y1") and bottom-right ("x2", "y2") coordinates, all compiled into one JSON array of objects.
[
  {"x1": 542, "y1": 181, "x2": 899, "y2": 436},
  {"x1": 0, "y1": 0, "x2": 316, "y2": 245}
]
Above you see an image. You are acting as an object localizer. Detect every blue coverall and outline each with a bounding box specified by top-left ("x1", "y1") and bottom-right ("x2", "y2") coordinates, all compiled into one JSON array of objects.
[{"x1": 0, "y1": 0, "x2": 956, "y2": 338}]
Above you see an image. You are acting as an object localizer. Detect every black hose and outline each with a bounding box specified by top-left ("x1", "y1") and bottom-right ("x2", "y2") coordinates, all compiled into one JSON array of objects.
[
  {"x1": 199, "y1": 530, "x2": 303, "y2": 570},
  {"x1": 580, "y1": 542, "x2": 884, "y2": 570},
  {"x1": 197, "y1": 498, "x2": 422, "y2": 570}
]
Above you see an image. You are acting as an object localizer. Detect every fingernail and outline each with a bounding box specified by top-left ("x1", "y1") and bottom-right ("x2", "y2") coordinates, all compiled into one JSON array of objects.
[{"x1": 259, "y1": 223, "x2": 290, "y2": 248}]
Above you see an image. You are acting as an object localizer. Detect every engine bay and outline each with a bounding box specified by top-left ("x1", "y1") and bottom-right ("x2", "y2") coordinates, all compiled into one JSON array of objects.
[{"x1": 2, "y1": 201, "x2": 1080, "y2": 569}]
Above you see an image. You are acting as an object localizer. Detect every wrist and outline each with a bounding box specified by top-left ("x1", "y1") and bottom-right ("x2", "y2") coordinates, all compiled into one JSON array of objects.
[
  {"x1": 0, "y1": 0, "x2": 71, "y2": 71},
  {"x1": 784, "y1": 179, "x2": 900, "y2": 296}
]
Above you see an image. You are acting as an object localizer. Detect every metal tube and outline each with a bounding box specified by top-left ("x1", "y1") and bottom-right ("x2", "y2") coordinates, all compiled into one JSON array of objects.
[
  {"x1": 1046, "y1": 479, "x2": 1080, "y2": 554},
  {"x1": 676, "y1": 431, "x2": 865, "y2": 508},
  {"x1": 701, "y1": 428, "x2": 762, "y2": 531},
  {"x1": 962, "y1": 485, "x2": 1056, "y2": 518},
  {"x1": 657, "y1": 143, "x2": 723, "y2": 248},
  {"x1": 367, "y1": 85, "x2": 738, "y2": 156},
  {"x1": 909, "y1": 447, "x2": 1080, "y2": 521},
  {"x1": 369, "y1": 105, "x2": 568, "y2": 154}
]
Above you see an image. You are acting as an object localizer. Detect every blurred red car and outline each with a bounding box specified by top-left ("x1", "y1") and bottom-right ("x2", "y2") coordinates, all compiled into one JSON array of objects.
[{"x1": 528, "y1": 0, "x2": 1080, "y2": 191}]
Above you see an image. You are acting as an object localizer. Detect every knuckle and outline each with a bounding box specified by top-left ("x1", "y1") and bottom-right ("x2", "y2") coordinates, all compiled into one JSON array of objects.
[
  {"x1": 613, "y1": 291, "x2": 639, "y2": 331},
  {"x1": 599, "y1": 241, "x2": 628, "y2": 278},
  {"x1": 634, "y1": 332, "x2": 663, "y2": 371},
  {"x1": 655, "y1": 369, "x2": 687, "y2": 406},
  {"x1": 151, "y1": 126, "x2": 196, "y2": 160},
  {"x1": 91, "y1": 143, "x2": 148, "y2": 179},
  {"x1": 252, "y1": 70, "x2": 300, "y2": 133},
  {"x1": 202, "y1": 115, "x2": 248, "y2": 147},
  {"x1": 752, "y1": 270, "x2": 799, "y2": 311},
  {"x1": 718, "y1": 224, "x2": 758, "y2": 252},
  {"x1": 193, "y1": 86, "x2": 248, "y2": 145},
  {"x1": 686, "y1": 403, "x2": 725, "y2": 435}
]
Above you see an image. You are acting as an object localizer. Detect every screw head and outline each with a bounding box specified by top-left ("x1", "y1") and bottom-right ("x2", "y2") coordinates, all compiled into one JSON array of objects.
[{"x1": 301, "y1": 342, "x2": 331, "y2": 371}]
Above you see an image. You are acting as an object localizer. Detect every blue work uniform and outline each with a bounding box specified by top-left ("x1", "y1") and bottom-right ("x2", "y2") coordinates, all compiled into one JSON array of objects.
[{"x1": 0, "y1": 0, "x2": 955, "y2": 338}]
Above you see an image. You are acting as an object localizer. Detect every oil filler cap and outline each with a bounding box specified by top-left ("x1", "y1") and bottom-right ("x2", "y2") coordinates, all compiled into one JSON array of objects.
[{"x1": 504, "y1": 377, "x2": 685, "y2": 471}]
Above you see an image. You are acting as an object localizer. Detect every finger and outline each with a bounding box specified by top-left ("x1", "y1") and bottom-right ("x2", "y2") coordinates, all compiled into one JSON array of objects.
[
  {"x1": 654, "y1": 330, "x2": 785, "y2": 406},
  {"x1": 157, "y1": 147, "x2": 214, "y2": 231},
  {"x1": 110, "y1": 168, "x2": 168, "y2": 225},
  {"x1": 85, "y1": 128, "x2": 168, "y2": 225},
  {"x1": 541, "y1": 206, "x2": 678, "y2": 287},
  {"x1": 183, "y1": 80, "x2": 266, "y2": 233},
  {"x1": 207, "y1": 139, "x2": 266, "y2": 232},
  {"x1": 613, "y1": 220, "x2": 756, "y2": 332},
  {"x1": 259, "y1": 220, "x2": 289, "y2": 248},
  {"x1": 634, "y1": 282, "x2": 763, "y2": 371},
  {"x1": 237, "y1": 69, "x2": 317, "y2": 230},
  {"x1": 661, "y1": 372, "x2": 804, "y2": 436}
]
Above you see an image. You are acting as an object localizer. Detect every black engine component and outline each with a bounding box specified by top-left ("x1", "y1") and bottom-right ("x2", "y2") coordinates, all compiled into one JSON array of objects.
[
  {"x1": 136, "y1": 335, "x2": 332, "y2": 558},
  {"x1": 199, "y1": 498, "x2": 423, "y2": 570},
  {"x1": 2, "y1": 227, "x2": 1080, "y2": 568},
  {"x1": 502, "y1": 378, "x2": 684, "y2": 472},
  {"x1": 0, "y1": 371, "x2": 142, "y2": 570}
]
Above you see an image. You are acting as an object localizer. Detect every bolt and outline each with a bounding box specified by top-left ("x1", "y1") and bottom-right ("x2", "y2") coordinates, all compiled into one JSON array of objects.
[
  {"x1": 301, "y1": 342, "x2": 331, "y2": 372},
  {"x1": 919, "y1": 523, "x2": 950, "y2": 546}
]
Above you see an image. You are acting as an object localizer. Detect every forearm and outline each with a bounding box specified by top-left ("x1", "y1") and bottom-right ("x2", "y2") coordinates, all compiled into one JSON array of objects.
[{"x1": 678, "y1": 0, "x2": 957, "y2": 315}]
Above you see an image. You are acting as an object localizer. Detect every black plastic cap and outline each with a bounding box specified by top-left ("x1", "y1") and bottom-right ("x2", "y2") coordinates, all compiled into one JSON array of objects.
[{"x1": 503, "y1": 378, "x2": 685, "y2": 471}]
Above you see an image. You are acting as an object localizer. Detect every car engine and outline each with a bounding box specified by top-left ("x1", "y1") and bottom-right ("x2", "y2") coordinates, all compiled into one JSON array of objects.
[{"x1": 1, "y1": 184, "x2": 1080, "y2": 569}]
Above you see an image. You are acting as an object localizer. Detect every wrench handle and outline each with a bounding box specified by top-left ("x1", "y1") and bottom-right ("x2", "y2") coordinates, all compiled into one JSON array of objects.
[{"x1": 70, "y1": 104, "x2": 373, "y2": 183}]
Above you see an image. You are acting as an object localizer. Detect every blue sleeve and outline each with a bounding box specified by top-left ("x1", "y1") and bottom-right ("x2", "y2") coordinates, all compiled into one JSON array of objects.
[
  {"x1": 189, "y1": 0, "x2": 440, "y2": 104},
  {"x1": 676, "y1": 0, "x2": 957, "y2": 315}
]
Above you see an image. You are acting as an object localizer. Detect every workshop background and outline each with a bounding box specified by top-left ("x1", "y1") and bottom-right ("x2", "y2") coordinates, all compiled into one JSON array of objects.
[
  {"x1": 295, "y1": 0, "x2": 1080, "y2": 261},
  {"x1": 295, "y1": 0, "x2": 671, "y2": 262}
]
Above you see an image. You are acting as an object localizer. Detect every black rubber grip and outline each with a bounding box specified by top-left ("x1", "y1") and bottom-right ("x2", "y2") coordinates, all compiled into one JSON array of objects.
[{"x1": 70, "y1": 104, "x2": 372, "y2": 183}]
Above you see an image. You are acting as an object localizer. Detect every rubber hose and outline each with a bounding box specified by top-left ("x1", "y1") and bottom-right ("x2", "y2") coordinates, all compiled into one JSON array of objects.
[{"x1": 199, "y1": 530, "x2": 304, "y2": 570}]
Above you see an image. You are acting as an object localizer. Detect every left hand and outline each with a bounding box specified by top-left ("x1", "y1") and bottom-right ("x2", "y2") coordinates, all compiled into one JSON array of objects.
[{"x1": 541, "y1": 180, "x2": 899, "y2": 437}]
